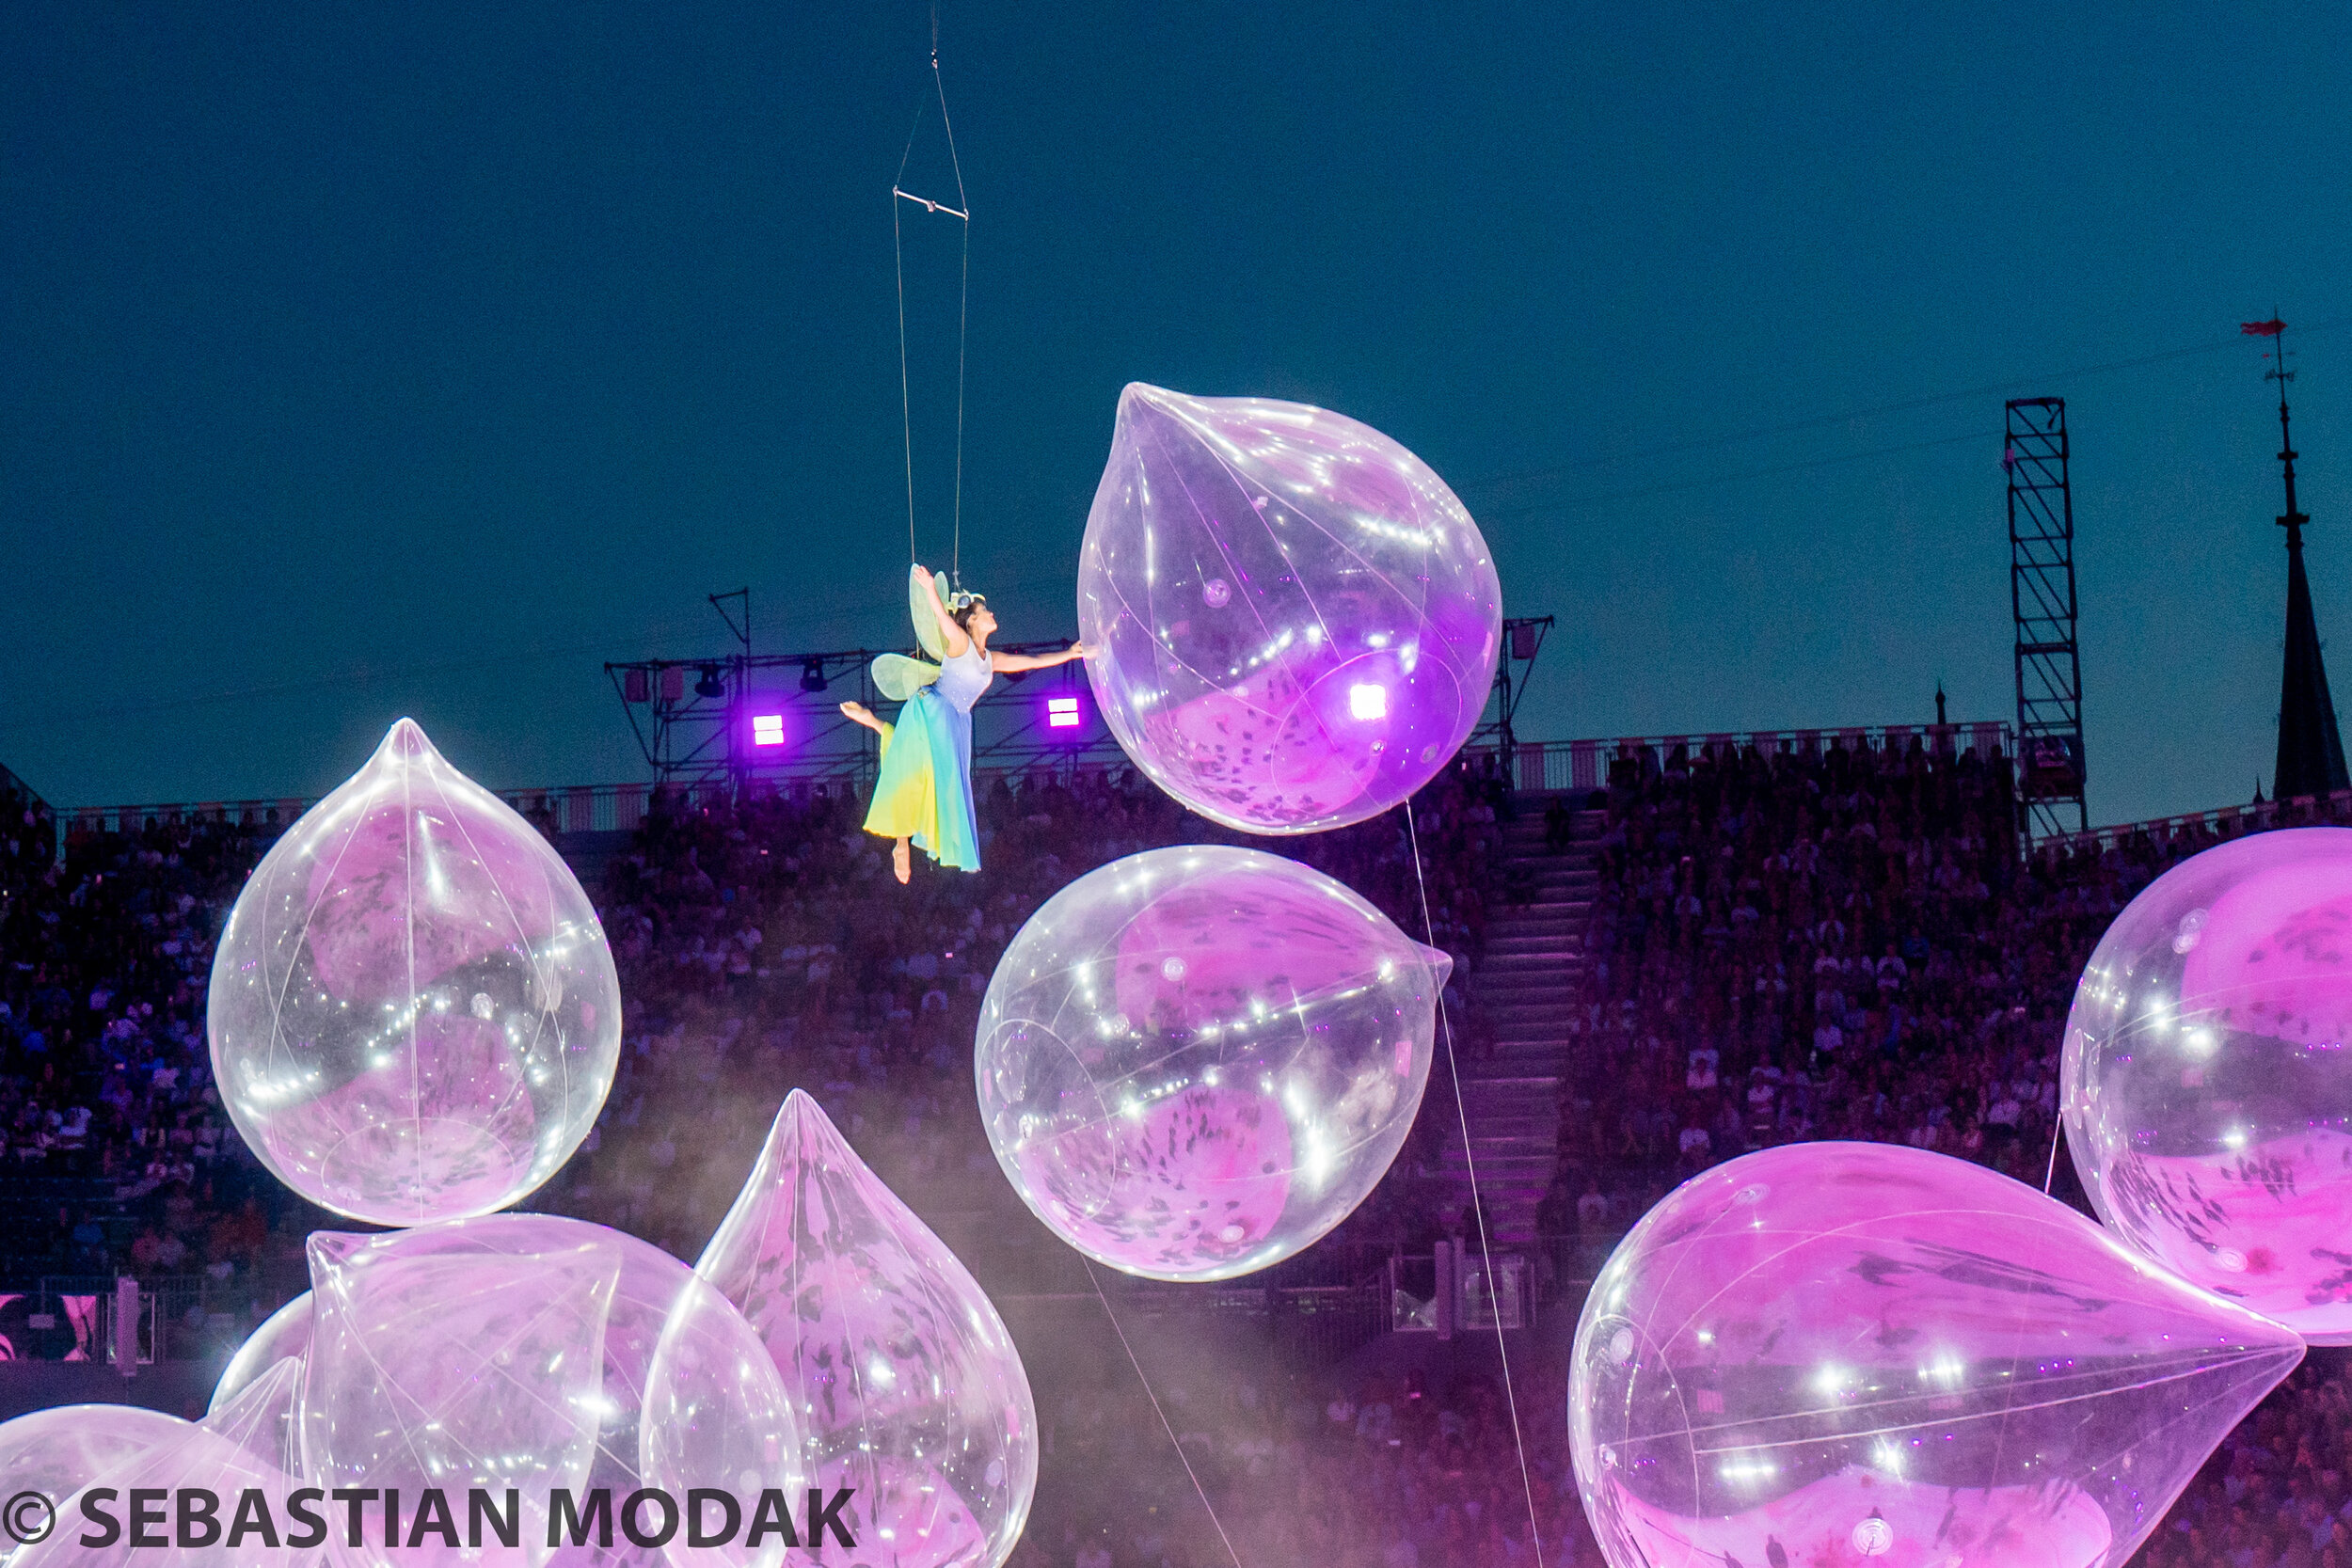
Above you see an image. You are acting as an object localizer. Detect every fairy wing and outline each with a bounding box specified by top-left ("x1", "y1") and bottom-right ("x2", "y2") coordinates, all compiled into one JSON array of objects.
[
  {"x1": 909, "y1": 563, "x2": 954, "y2": 661},
  {"x1": 871, "y1": 653, "x2": 942, "y2": 703}
]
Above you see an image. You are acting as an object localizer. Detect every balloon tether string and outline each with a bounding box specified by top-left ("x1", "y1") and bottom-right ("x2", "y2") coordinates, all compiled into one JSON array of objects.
[
  {"x1": 1406, "y1": 795, "x2": 1547, "y2": 1568},
  {"x1": 1084, "y1": 1259, "x2": 1248, "y2": 1568}
]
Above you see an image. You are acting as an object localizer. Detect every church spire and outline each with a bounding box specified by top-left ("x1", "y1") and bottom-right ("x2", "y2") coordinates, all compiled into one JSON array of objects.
[{"x1": 2247, "y1": 317, "x2": 2350, "y2": 799}]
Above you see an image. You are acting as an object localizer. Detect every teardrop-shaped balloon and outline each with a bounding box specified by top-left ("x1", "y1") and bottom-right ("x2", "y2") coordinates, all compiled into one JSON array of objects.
[
  {"x1": 976, "y1": 845, "x2": 1446, "y2": 1281},
  {"x1": 1076, "y1": 384, "x2": 1502, "y2": 833},
  {"x1": 301, "y1": 1229, "x2": 622, "y2": 1567},
  {"x1": 697, "y1": 1091, "x2": 1038, "y2": 1568},
  {"x1": 211, "y1": 1291, "x2": 314, "y2": 1416},
  {"x1": 277, "y1": 1215, "x2": 797, "y2": 1568},
  {"x1": 208, "y1": 718, "x2": 623, "y2": 1226},
  {"x1": 1569, "y1": 1142, "x2": 2305, "y2": 1568},
  {"x1": 18, "y1": 1358, "x2": 307, "y2": 1568},
  {"x1": 2062, "y1": 827, "x2": 2352, "y2": 1340},
  {"x1": 0, "y1": 1402, "x2": 188, "y2": 1567}
]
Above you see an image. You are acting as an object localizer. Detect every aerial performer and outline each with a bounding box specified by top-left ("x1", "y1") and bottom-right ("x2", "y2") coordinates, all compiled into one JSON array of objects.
[{"x1": 840, "y1": 563, "x2": 1088, "y2": 883}]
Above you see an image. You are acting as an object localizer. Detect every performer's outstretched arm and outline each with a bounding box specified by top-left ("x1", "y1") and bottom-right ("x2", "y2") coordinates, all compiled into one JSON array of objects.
[{"x1": 989, "y1": 642, "x2": 1089, "y2": 673}]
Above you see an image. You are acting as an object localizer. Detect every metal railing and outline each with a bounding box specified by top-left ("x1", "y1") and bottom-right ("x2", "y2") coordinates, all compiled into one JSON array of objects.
[
  {"x1": 54, "y1": 719, "x2": 2017, "y2": 851},
  {"x1": 1499, "y1": 721, "x2": 2013, "y2": 796},
  {"x1": 2037, "y1": 785, "x2": 2352, "y2": 857}
]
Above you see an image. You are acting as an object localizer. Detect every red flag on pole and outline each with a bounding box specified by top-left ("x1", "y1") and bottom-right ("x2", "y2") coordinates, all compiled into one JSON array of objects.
[{"x1": 2242, "y1": 319, "x2": 2287, "y2": 336}]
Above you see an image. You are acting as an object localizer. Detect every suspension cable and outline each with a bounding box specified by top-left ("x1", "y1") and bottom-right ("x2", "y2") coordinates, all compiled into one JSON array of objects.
[{"x1": 891, "y1": 23, "x2": 971, "y2": 583}]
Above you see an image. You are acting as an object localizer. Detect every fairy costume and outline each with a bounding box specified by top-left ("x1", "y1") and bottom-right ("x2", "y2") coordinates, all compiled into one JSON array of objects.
[{"x1": 863, "y1": 566, "x2": 994, "y2": 872}]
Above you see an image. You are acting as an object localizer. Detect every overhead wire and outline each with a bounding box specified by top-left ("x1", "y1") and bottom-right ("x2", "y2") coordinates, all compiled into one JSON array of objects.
[
  {"x1": 1479, "y1": 427, "x2": 1999, "y2": 520},
  {"x1": 1457, "y1": 315, "x2": 2352, "y2": 499}
]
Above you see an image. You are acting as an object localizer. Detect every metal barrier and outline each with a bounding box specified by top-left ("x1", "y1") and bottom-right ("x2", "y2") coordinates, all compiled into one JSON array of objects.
[
  {"x1": 0, "y1": 1275, "x2": 262, "y2": 1363},
  {"x1": 1386, "y1": 1249, "x2": 1538, "y2": 1335}
]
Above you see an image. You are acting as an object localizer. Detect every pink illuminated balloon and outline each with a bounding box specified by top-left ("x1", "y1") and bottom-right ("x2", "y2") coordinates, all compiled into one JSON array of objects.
[
  {"x1": 0, "y1": 1402, "x2": 188, "y2": 1565},
  {"x1": 301, "y1": 1230, "x2": 621, "y2": 1568},
  {"x1": 977, "y1": 846, "x2": 1446, "y2": 1281},
  {"x1": 2062, "y1": 827, "x2": 2352, "y2": 1339},
  {"x1": 208, "y1": 719, "x2": 622, "y2": 1226},
  {"x1": 210, "y1": 1291, "x2": 314, "y2": 1416},
  {"x1": 299, "y1": 1215, "x2": 796, "y2": 1568},
  {"x1": 1569, "y1": 1143, "x2": 2303, "y2": 1568},
  {"x1": 1077, "y1": 384, "x2": 1502, "y2": 834},
  {"x1": 698, "y1": 1091, "x2": 1037, "y2": 1568},
  {"x1": 18, "y1": 1359, "x2": 306, "y2": 1568}
]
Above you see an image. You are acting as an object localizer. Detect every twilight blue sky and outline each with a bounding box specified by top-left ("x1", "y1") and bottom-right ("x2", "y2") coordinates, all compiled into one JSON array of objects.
[{"x1": 3, "y1": 3, "x2": 2349, "y2": 824}]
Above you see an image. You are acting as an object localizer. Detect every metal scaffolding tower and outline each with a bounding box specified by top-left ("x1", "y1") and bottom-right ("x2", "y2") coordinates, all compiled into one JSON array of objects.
[{"x1": 2007, "y1": 397, "x2": 2088, "y2": 838}]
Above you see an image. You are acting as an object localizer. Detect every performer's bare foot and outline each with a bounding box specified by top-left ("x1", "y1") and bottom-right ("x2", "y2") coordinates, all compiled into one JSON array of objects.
[
  {"x1": 892, "y1": 838, "x2": 912, "y2": 884},
  {"x1": 839, "y1": 701, "x2": 883, "y2": 734}
]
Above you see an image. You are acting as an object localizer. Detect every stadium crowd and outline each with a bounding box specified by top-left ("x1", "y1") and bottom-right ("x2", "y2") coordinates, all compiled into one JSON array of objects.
[
  {"x1": 0, "y1": 782, "x2": 292, "y2": 1321},
  {"x1": 1537, "y1": 735, "x2": 2265, "y2": 1250},
  {"x1": 9, "y1": 740, "x2": 2352, "y2": 1563}
]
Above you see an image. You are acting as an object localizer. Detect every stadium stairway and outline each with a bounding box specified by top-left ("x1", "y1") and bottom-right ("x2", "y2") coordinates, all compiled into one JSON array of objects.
[{"x1": 1438, "y1": 800, "x2": 1603, "y2": 1247}]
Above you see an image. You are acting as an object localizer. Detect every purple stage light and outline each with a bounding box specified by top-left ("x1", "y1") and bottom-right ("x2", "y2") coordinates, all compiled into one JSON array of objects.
[
  {"x1": 1046, "y1": 695, "x2": 1082, "y2": 730},
  {"x1": 752, "y1": 711, "x2": 787, "y2": 747}
]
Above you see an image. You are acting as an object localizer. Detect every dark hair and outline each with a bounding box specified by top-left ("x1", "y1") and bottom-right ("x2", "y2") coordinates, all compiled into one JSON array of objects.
[{"x1": 951, "y1": 595, "x2": 987, "y2": 633}]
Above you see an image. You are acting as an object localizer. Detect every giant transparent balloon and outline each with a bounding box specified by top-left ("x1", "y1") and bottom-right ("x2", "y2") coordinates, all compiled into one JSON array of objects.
[
  {"x1": 294, "y1": 1216, "x2": 797, "y2": 1568},
  {"x1": 0, "y1": 1402, "x2": 189, "y2": 1566},
  {"x1": 977, "y1": 846, "x2": 1446, "y2": 1281},
  {"x1": 2063, "y1": 826, "x2": 2352, "y2": 1340},
  {"x1": 19, "y1": 1359, "x2": 307, "y2": 1568},
  {"x1": 208, "y1": 718, "x2": 622, "y2": 1226},
  {"x1": 1077, "y1": 384, "x2": 1502, "y2": 834},
  {"x1": 1569, "y1": 1143, "x2": 2303, "y2": 1568},
  {"x1": 211, "y1": 1291, "x2": 313, "y2": 1416},
  {"x1": 301, "y1": 1228, "x2": 622, "y2": 1568},
  {"x1": 698, "y1": 1091, "x2": 1037, "y2": 1568}
]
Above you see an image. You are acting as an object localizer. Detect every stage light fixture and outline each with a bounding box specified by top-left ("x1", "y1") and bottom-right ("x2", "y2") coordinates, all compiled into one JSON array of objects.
[
  {"x1": 1348, "y1": 683, "x2": 1389, "y2": 721},
  {"x1": 801, "y1": 659, "x2": 828, "y2": 693},
  {"x1": 694, "y1": 664, "x2": 724, "y2": 699},
  {"x1": 1046, "y1": 696, "x2": 1082, "y2": 730},
  {"x1": 752, "y1": 713, "x2": 787, "y2": 748}
]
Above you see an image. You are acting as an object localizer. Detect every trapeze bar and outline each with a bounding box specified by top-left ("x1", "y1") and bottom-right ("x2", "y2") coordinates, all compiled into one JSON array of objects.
[{"x1": 892, "y1": 186, "x2": 968, "y2": 220}]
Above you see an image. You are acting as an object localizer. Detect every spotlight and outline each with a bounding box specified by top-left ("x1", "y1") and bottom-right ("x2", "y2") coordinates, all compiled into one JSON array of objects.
[
  {"x1": 694, "y1": 664, "x2": 724, "y2": 699},
  {"x1": 801, "y1": 659, "x2": 828, "y2": 693},
  {"x1": 1046, "y1": 696, "x2": 1082, "y2": 730},
  {"x1": 752, "y1": 714, "x2": 786, "y2": 748},
  {"x1": 1348, "y1": 683, "x2": 1389, "y2": 721}
]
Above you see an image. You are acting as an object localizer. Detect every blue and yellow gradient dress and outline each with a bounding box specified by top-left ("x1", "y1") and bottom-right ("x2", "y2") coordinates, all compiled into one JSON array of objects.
[{"x1": 864, "y1": 636, "x2": 992, "y2": 872}]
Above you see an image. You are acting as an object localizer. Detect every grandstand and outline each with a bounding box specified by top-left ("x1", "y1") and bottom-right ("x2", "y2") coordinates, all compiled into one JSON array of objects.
[{"x1": 13, "y1": 719, "x2": 2352, "y2": 1564}]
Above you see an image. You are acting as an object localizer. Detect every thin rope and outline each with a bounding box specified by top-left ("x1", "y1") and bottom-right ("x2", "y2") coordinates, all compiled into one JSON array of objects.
[
  {"x1": 1405, "y1": 795, "x2": 1547, "y2": 1568},
  {"x1": 890, "y1": 30, "x2": 972, "y2": 581},
  {"x1": 2043, "y1": 1116, "x2": 2063, "y2": 1196},
  {"x1": 894, "y1": 182, "x2": 916, "y2": 564},
  {"x1": 932, "y1": 41, "x2": 970, "y2": 589},
  {"x1": 1083, "y1": 1259, "x2": 1247, "y2": 1568}
]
